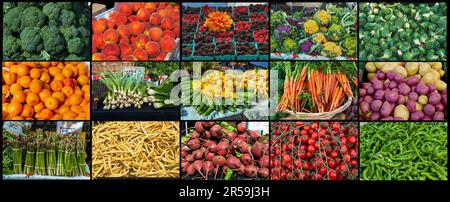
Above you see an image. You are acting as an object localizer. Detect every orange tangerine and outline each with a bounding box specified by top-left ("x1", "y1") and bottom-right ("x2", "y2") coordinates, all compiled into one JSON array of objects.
[
  {"x1": 40, "y1": 109, "x2": 54, "y2": 120},
  {"x1": 40, "y1": 72, "x2": 51, "y2": 84},
  {"x1": 16, "y1": 64, "x2": 29, "y2": 77},
  {"x1": 29, "y1": 79, "x2": 43, "y2": 93},
  {"x1": 9, "y1": 83, "x2": 23, "y2": 95},
  {"x1": 4, "y1": 72, "x2": 17, "y2": 85},
  {"x1": 3, "y1": 103, "x2": 10, "y2": 115},
  {"x1": 51, "y1": 114, "x2": 63, "y2": 120},
  {"x1": 20, "y1": 104, "x2": 34, "y2": 118},
  {"x1": 2, "y1": 85, "x2": 9, "y2": 95},
  {"x1": 13, "y1": 91, "x2": 27, "y2": 103},
  {"x1": 39, "y1": 62, "x2": 51, "y2": 68},
  {"x1": 34, "y1": 103, "x2": 45, "y2": 113},
  {"x1": 52, "y1": 92, "x2": 65, "y2": 104},
  {"x1": 62, "y1": 68, "x2": 73, "y2": 78},
  {"x1": 11, "y1": 116, "x2": 24, "y2": 120},
  {"x1": 62, "y1": 110, "x2": 77, "y2": 120},
  {"x1": 61, "y1": 86, "x2": 74, "y2": 97},
  {"x1": 44, "y1": 96, "x2": 59, "y2": 110},
  {"x1": 77, "y1": 75, "x2": 89, "y2": 86},
  {"x1": 77, "y1": 63, "x2": 87, "y2": 76},
  {"x1": 17, "y1": 76, "x2": 31, "y2": 88},
  {"x1": 54, "y1": 73, "x2": 66, "y2": 82},
  {"x1": 70, "y1": 105, "x2": 83, "y2": 115},
  {"x1": 50, "y1": 80, "x2": 63, "y2": 92},
  {"x1": 26, "y1": 92, "x2": 40, "y2": 106},
  {"x1": 8, "y1": 101, "x2": 23, "y2": 117},
  {"x1": 48, "y1": 66, "x2": 62, "y2": 77},
  {"x1": 30, "y1": 68, "x2": 42, "y2": 79},
  {"x1": 58, "y1": 105, "x2": 71, "y2": 114},
  {"x1": 39, "y1": 89, "x2": 52, "y2": 101}
]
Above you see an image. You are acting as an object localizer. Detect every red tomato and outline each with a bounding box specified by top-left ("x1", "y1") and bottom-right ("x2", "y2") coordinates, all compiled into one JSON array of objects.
[
  {"x1": 307, "y1": 145, "x2": 316, "y2": 153},
  {"x1": 328, "y1": 170, "x2": 338, "y2": 180},
  {"x1": 295, "y1": 122, "x2": 304, "y2": 126},
  {"x1": 348, "y1": 136, "x2": 357, "y2": 144},
  {"x1": 344, "y1": 154, "x2": 351, "y2": 163},
  {"x1": 350, "y1": 159, "x2": 358, "y2": 167},
  {"x1": 307, "y1": 138, "x2": 315, "y2": 145},
  {"x1": 328, "y1": 159, "x2": 336, "y2": 168},
  {"x1": 311, "y1": 131, "x2": 318, "y2": 139},
  {"x1": 339, "y1": 163, "x2": 347, "y2": 172},
  {"x1": 319, "y1": 167, "x2": 327, "y2": 175},
  {"x1": 282, "y1": 154, "x2": 292, "y2": 163},
  {"x1": 349, "y1": 148, "x2": 358, "y2": 158},
  {"x1": 330, "y1": 151, "x2": 338, "y2": 158},
  {"x1": 311, "y1": 122, "x2": 319, "y2": 129}
]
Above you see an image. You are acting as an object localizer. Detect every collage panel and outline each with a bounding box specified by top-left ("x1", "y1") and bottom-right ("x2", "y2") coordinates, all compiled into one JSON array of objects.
[
  {"x1": 180, "y1": 61, "x2": 269, "y2": 120},
  {"x1": 91, "y1": 61, "x2": 179, "y2": 121},
  {"x1": 359, "y1": 62, "x2": 447, "y2": 121},
  {"x1": 270, "y1": 121, "x2": 359, "y2": 180},
  {"x1": 3, "y1": 2, "x2": 91, "y2": 61},
  {"x1": 360, "y1": 122, "x2": 447, "y2": 180},
  {"x1": 2, "y1": 121, "x2": 91, "y2": 180},
  {"x1": 270, "y1": 2, "x2": 357, "y2": 60},
  {"x1": 181, "y1": 121, "x2": 269, "y2": 180},
  {"x1": 92, "y1": 2, "x2": 180, "y2": 61},
  {"x1": 359, "y1": 3, "x2": 447, "y2": 61},
  {"x1": 2, "y1": 61, "x2": 90, "y2": 120},
  {"x1": 91, "y1": 121, "x2": 179, "y2": 179},
  {"x1": 270, "y1": 61, "x2": 358, "y2": 120},
  {"x1": 181, "y1": 2, "x2": 269, "y2": 60}
]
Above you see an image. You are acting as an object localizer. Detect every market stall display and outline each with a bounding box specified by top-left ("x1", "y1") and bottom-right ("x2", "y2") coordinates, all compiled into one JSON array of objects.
[
  {"x1": 2, "y1": 121, "x2": 90, "y2": 180},
  {"x1": 2, "y1": 62, "x2": 90, "y2": 120},
  {"x1": 359, "y1": 3, "x2": 447, "y2": 61},
  {"x1": 182, "y1": 3, "x2": 269, "y2": 60},
  {"x1": 270, "y1": 121, "x2": 358, "y2": 180},
  {"x1": 92, "y1": 121, "x2": 179, "y2": 178},
  {"x1": 359, "y1": 62, "x2": 447, "y2": 121},
  {"x1": 271, "y1": 61, "x2": 358, "y2": 120},
  {"x1": 180, "y1": 62, "x2": 269, "y2": 120},
  {"x1": 92, "y1": 2, "x2": 180, "y2": 61},
  {"x1": 360, "y1": 122, "x2": 447, "y2": 180},
  {"x1": 91, "y1": 62, "x2": 179, "y2": 120},
  {"x1": 181, "y1": 121, "x2": 269, "y2": 180},
  {"x1": 3, "y1": 2, "x2": 90, "y2": 60},
  {"x1": 270, "y1": 2, "x2": 357, "y2": 60}
]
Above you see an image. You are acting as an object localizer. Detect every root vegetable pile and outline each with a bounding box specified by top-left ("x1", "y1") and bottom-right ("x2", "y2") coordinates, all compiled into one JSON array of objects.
[
  {"x1": 360, "y1": 122, "x2": 447, "y2": 180},
  {"x1": 92, "y1": 121, "x2": 179, "y2": 178},
  {"x1": 271, "y1": 122, "x2": 358, "y2": 180},
  {"x1": 181, "y1": 122, "x2": 269, "y2": 180}
]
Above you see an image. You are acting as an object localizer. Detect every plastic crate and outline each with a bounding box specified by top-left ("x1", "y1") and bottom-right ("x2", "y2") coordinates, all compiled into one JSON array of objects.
[
  {"x1": 236, "y1": 42, "x2": 259, "y2": 60},
  {"x1": 181, "y1": 44, "x2": 194, "y2": 60},
  {"x1": 215, "y1": 42, "x2": 236, "y2": 60}
]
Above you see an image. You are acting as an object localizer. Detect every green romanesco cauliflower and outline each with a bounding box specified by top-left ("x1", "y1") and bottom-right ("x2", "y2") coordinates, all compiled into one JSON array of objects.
[
  {"x1": 343, "y1": 37, "x2": 357, "y2": 58},
  {"x1": 283, "y1": 37, "x2": 298, "y2": 53},
  {"x1": 327, "y1": 24, "x2": 344, "y2": 41}
]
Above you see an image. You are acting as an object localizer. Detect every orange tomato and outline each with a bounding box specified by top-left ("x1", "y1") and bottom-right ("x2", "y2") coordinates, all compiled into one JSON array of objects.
[
  {"x1": 50, "y1": 80, "x2": 63, "y2": 92},
  {"x1": 16, "y1": 64, "x2": 29, "y2": 77},
  {"x1": 54, "y1": 73, "x2": 66, "y2": 82},
  {"x1": 48, "y1": 66, "x2": 62, "y2": 77},
  {"x1": 77, "y1": 63, "x2": 87, "y2": 76},
  {"x1": 30, "y1": 68, "x2": 42, "y2": 79},
  {"x1": 44, "y1": 96, "x2": 59, "y2": 110},
  {"x1": 29, "y1": 79, "x2": 43, "y2": 93},
  {"x1": 8, "y1": 101, "x2": 23, "y2": 117},
  {"x1": 13, "y1": 91, "x2": 27, "y2": 103},
  {"x1": 68, "y1": 94, "x2": 82, "y2": 106},
  {"x1": 3, "y1": 72, "x2": 17, "y2": 85},
  {"x1": 40, "y1": 72, "x2": 51, "y2": 84},
  {"x1": 52, "y1": 92, "x2": 65, "y2": 104},
  {"x1": 9, "y1": 83, "x2": 23, "y2": 95},
  {"x1": 39, "y1": 89, "x2": 52, "y2": 101},
  {"x1": 17, "y1": 76, "x2": 32, "y2": 88},
  {"x1": 61, "y1": 86, "x2": 74, "y2": 97},
  {"x1": 34, "y1": 103, "x2": 45, "y2": 113},
  {"x1": 26, "y1": 92, "x2": 40, "y2": 106},
  {"x1": 20, "y1": 104, "x2": 34, "y2": 118},
  {"x1": 77, "y1": 75, "x2": 89, "y2": 86},
  {"x1": 74, "y1": 87, "x2": 84, "y2": 97},
  {"x1": 39, "y1": 109, "x2": 54, "y2": 120}
]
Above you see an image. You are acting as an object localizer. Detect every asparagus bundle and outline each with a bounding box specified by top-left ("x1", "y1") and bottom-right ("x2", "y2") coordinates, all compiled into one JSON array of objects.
[
  {"x1": 11, "y1": 139, "x2": 23, "y2": 174},
  {"x1": 34, "y1": 141, "x2": 46, "y2": 175},
  {"x1": 76, "y1": 140, "x2": 87, "y2": 176},
  {"x1": 46, "y1": 140, "x2": 57, "y2": 176},
  {"x1": 56, "y1": 142, "x2": 66, "y2": 176},
  {"x1": 64, "y1": 144, "x2": 79, "y2": 177},
  {"x1": 24, "y1": 142, "x2": 35, "y2": 175}
]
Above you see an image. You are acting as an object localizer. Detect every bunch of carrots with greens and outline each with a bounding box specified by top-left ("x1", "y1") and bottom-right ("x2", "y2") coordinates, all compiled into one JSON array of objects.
[{"x1": 276, "y1": 62, "x2": 357, "y2": 113}]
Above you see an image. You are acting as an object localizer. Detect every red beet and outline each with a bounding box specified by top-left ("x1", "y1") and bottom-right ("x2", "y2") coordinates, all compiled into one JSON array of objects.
[
  {"x1": 226, "y1": 131, "x2": 237, "y2": 141},
  {"x1": 205, "y1": 151, "x2": 215, "y2": 160},
  {"x1": 186, "y1": 164, "x2": 195, "y2": 176},
  {"x1": 212, "y1": 156, "x2": 226, "y2": 166},
  {"x1": 185, "y1": 154, "x2": 194, "y2": 162},
  {"x1": 240, "y1": 153, "x2": 253, "y2": 166},
  {"x1": 202, "y1": 161, "x2": 214, "y2": 180},
  {"x1": 193, "y1": 160, "x2": 205, "y2": 178},
  {"x1": 181, "y1": 149, "x2": 187, "y2": 158},
  {"x1": 258, "y1": 155, "x2": 269, "y2": 168},
  {"x1": 216, "y1": 141, "x2": 229, "y2": 156},
  {"x1": 194, "y1": 122, "x2": 205, "y2": 133},
  {"x1": 249, "y1": 130, "x2": 260, "y2": 141},
  {"x1": 204, "y1": 131, "x2": 211, "y2": 139},
  {"x1": 210, "y1": 125, "x2": 223, "y2": 138},
  {"x1": 226, "y1": 156, "x2": 242, "y2": 169},
  {"x1": 191, "y1": 131, "x2": 200, "y2": 138},
  {"x1": 193, "y1": 149, "x2": 204, "y2": 159},
  {"x1": 187, "y1": 138, "x2": 201, "y2": 150},
  {"x1": 181, "y1": 161, "x2": 189, "y2": 172},
  {"x1": 258, "y1": 167, "x2": 269, "y2": 178},
  {"x1": 237, "y1": 122, "x2": 247, "y2": 132},
  {"x1": 202, "y1": 122, "x2": 215, "y2": 128},
  {"x1": 203, "y1": 140, "x2": 217, "y2": 152},
  {"x1": 245, "y1": 165, "x2": 258, "y2": 177},
  {"x1": 251, "y1": 142, "x2": 264, "y2": 159},
  {"x1": 237, "y1": 134, "x2": 248, "y2": 142}
]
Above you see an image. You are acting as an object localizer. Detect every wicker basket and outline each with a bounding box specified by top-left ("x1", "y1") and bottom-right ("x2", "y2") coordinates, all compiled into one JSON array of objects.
[{"x1": 284, "y1": 97, "x2": 353, "y2": 120}]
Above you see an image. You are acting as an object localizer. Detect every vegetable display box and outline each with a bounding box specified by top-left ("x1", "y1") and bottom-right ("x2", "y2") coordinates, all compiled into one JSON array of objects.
[{"x1": 182, "y1": 3, "x2": 269, "y2": 60}]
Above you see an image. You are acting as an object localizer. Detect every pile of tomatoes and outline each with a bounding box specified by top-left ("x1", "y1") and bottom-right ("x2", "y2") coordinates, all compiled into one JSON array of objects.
[
  {"x1": 270, "y1": 122, "x2": 358, "y2": 180},
  {"x1": 2, "y1": 62, "x2": 90, "y2": 120}
]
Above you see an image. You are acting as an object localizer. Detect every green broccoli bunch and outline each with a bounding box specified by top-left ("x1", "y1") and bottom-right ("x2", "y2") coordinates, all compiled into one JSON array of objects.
[{"x1": 2, "y1": 2, "x2": 90, "y2": 60}]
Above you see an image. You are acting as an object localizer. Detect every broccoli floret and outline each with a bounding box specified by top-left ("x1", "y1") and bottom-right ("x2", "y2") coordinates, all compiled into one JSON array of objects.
[
  {"x1": 40, "y1": 25, "x2": 66, "y2": 56},
  {"x1": 59, "y1": 10, "x2": 75, "y2": 26},
  {"x1": 42, "y1": 2, "x2": 61, "y2": 20},
  {"x1": 77, "y1": 26, "x2": 90, "y2": 46},
  {"x1": 20, "y1": 7, "x2": 47, "y2": 31},
  {"x1": 56, "y1": 2, "x2": 73, "y2": 11},
  {"x1": 4, "y1": 6, "x2": 25, "y2": 33},
  {"x1": 20, "y1": 27, "x2": 44, "y2": 53},
  {"x1": 67, "y1": 38, "x2": 82, "y2": 54},
  {"x1": 60, "y1": 25, "x2": 79, "y2": 40},
  {"x1": 65, "y1": 54, "x2": 83, "y2": 60},
  {"x1": 3, "y1": 35, "x2": 22, "y2": 59}
]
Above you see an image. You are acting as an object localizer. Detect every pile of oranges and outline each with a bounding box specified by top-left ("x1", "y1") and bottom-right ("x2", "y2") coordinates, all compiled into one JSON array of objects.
[{"x1": 2, "y1": 62, "x2": 90, "y2": 120}]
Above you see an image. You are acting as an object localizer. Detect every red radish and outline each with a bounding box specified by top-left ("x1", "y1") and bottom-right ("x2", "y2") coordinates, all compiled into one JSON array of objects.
[
  {"x1": 258, "y1": 155, "x2": 269, "y2": 168},
  {"x1": 251, "y1": 142, "x2": 264, "y2": 159},
  {"x1": 249, "y1": 130, "x2": 260, "y2": 141},
  {"x1": 226, "y1": 156, "x2": 242, "y2": 169},
  {"x1": 186, "y1": 164, "x2": 195, "y2": 176},
  {"x1": 238, "y1": 165, "x2": 245, "y2": 175},
  {"x1": 185, "y1": 154, "x2": 194, "y2": 162},
  {"x1": 202, "y1": 122, "x2": 215, "y2": 128},
  {"x1": 202, "y1": 161, "x2": 214, "y2": 180},
  {"x1": 226, "y1": 131, "x2": 237, "y2": 141},
  {"x1": 205, "y1": 151, "x2": 215, "y2": 160},
  {"x1": 216, "y1": 141, "x2": 229, "y2": 156},
  {"x1": 245, "y1": 165, "x2": 258, "y2": 177},
  {"x1": 181, "y1": 161, "x2": 189, "y2": 172},
  {"x1": 237, "y1": 134, "x2": 248, "y2": 142},
  {"x1": 193, "y1": 149, "x2": 204, "y2": 159},
  {"x1": 194, "y1": 122, "x2": 205, "y2": 133},
  {"x1": 237, "y1": 122, "x2": 247, "y2": 132},
  {"x1": 191, "y1": 131, "x2": 200, "y2": 138},
  {"x1": 210, "y1": 125, "x2": 223, "y2": 138},
  {"x1": 240, "y1": 153, "x2": 253, "y2": 166},
  {"x1": 181, "y1": 150, "x2": 187, "y2": 158},
  {"x1": 193, "y1": 160, "x2": 206, "y2": 179},
  {"x1": 212, "y1": 156, "x2": 226, "y2": 166},
  {"x1": 187, "y1": 138, "x2": 201, "y2": 150},
  {"x1": 203, "y1": 140, "x2": 217, "y2": 152},
  {"x1": 204, "y1": 131, "x2": 211, "y2": 139},
  {"x1": 258, "y1": 167, "x2": 269, "y2": 178}
]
